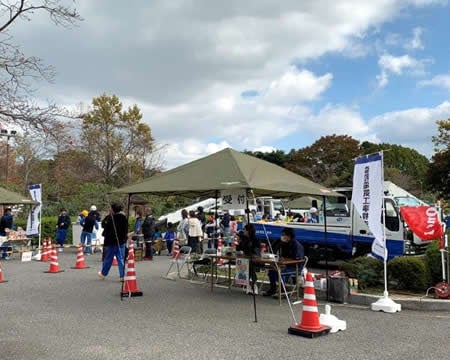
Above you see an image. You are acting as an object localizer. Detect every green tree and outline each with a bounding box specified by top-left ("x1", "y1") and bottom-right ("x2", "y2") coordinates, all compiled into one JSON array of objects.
[
  {"x1": 244, "y1": 149, "x2": 290, "y2": 167},
  {"x1": 360, "y1": 142, "x2": 429, "y2": 195},
  {"x1": 286, "y1": 135, "x2": 360, "y2": 187},
  {"x1": 432, "y1": 119, "x2": 450, "y2": 151},
  {"x1": 81, "y1": 94, "x2": 154, "y2": 186},
  {"x1": 427, "y1": 120, "x2": 450, "y2": 198}
]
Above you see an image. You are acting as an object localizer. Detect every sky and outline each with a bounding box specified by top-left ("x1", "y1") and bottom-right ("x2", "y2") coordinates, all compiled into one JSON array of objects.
[{"x1": 7, "y1": 0, "x2": 450, "y2": 169}]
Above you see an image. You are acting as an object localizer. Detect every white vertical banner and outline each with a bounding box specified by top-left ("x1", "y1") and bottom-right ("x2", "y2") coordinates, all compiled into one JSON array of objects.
[
  {"x1": 26, "y1": 184, "x2": 42, "y2": 236},
  {"x1": 352, "y1": 154, "x2": 385, "y2": 259},
  {"x1": 220, "y1": 189, "x2": 247, "y2": 210}
]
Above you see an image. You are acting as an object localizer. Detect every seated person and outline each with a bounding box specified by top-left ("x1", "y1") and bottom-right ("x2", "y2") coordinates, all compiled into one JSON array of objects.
[
  {"x1": 263, "y1": 227, "x2": 304, "y2": 297},
  {"x1": 307, "y1": 207, "x2": 319, "y2": 223},
  {"x1": 236, "y1": 224, "x2": 261, "y2": 295}
]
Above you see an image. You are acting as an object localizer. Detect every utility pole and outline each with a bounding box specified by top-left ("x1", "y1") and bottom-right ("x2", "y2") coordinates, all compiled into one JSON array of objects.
[{"x1": 0, "y1": 129, "x2": 17, "y2": 185}]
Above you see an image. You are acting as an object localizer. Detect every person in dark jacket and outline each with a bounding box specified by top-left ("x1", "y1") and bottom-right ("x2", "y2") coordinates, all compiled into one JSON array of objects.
[
  {"x1": 141, "y1": 207, "x2": 155, "y2": 259},
  {"x1": 80, "y1": 210, "x2": 98, "y2": 254},
  {"x1": 263, "y1": 227, "x2": 304, "y2": 297},
  {"x1": 98, "y1": 202, "x2": 128, "y2": 281},
  {"x1": 236, "y1": 224, "x2": 261, "y2": 294},
  {"x1": 0, "y1": 208, "x2": 14, "y2": 236},
  {"x1": 55, "y1": 208, "x2": 70, "y2": 251}
]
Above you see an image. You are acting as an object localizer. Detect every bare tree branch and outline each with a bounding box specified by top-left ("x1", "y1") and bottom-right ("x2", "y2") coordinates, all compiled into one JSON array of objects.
[{"x1": 0, "y1": 1, "x2": 82, "y2": 131}]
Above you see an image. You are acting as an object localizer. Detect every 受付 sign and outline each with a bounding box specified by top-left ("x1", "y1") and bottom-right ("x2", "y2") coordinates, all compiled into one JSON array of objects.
[{"x1": 220, "y1": 190, "x2": 247, "y2": 210}]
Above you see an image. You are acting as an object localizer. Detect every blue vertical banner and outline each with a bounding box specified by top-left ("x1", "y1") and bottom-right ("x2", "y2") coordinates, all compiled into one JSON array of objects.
[
  {"x1": 352, "y1": 154, "x2": 385, "y2": 260},
  {"x1": 26, "y1": 184, "x2": 42, "y2": 236}
]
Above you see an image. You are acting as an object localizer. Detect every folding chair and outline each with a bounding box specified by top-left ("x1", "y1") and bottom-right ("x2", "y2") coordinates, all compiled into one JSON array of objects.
[
  {"x1": 280, "y1": 256, "x2": 309, "y2": 300},
  {"x1": 165, "y1": 246, "x2": 192, "y2": 279},
  {"x1": 191, "y1": 248, "x2": 217, "y2": 281}
]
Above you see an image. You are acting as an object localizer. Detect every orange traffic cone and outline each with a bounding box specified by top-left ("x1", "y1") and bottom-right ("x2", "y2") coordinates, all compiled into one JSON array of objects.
[
  {"x1": 112, "y1": 255, "x2": 118, "y2": 266},
  {"x1": 71, "y1": 244, "x2": 89, "y2": 269},
  {"x1": 121, "y1": 241, "x2": 143, "y2": 297},
  {"x1": 216, "y1": 235, "x2": 224, "y2": 265},
  {"x1": 172, "y1": 239, "x2": 180, "y2": 259},
  {"x1": 44, "y1": 245, "x2": 64, "y2": 273},
  {"x1": 40, "y1": 238, "x2": 49, "y2": 262},
  {"x1": 0, "y1": 261, "x2": 8, "y2": 283},
  {"x1": 288, "y1": 271, "x2": 330, "y2": 338}
]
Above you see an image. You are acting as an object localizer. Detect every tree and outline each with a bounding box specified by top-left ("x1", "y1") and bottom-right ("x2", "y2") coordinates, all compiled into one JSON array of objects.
[
  {"x1": 244, "y1": 149, "x2": 290, "y2": 167},
  {"x1": 81, "y1": 94, "x2": 154, "y2": 186},
  {"x1": 0, "y1": 1, "x2": 82, "y2": 131},
  {"x1": 286, "y1": 134, "x2": 360, "y2": 187},
  {"x1": 360, "y1": 142, "x2": 429, "y2": 195},
  {"x1": 427, "y1": 120, "x2": 450, "y2": 198},
  {"x1": 432, "y1": 119, "x2": 450, "y2": 151}
]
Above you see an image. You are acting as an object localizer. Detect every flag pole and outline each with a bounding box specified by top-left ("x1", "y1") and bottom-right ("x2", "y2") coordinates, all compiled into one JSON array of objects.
[{"x1": 371, "y1": 152, "x2": 401, "y2": 313}]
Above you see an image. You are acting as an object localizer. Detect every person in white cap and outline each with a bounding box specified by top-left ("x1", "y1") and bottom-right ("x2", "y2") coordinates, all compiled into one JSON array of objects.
[
  {"x1": 90, "y1": 205, "x2": 101, "y2": 222},
  {"x1": 307, "y1": 207, "x2": 319, "y2": 223}
]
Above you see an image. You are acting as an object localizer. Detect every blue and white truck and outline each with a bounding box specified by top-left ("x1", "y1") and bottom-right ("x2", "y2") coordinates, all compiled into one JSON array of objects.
[{"x1": 253, "y1": 191, "x2": 430, "y2": 262}]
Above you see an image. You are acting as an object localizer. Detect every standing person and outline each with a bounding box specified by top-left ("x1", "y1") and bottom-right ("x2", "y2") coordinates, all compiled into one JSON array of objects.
[
  {"x1": 164, "y1": 222, "x2": 175, "y2": 256},
  {"x1": 220, "y1": 210, "x2": 231, "y2": 245},
  {"x1": 78, "y1": 209, "x2": 88, "y2": 226},
  {"x1": 55, "y1": 208, "x2": 70, "y2": 252},
  {"x1": 131, "y1": 210, "x2": 144, "y2": 248},
  {"x1": 141, "y1": 207, "x2": 155, "y2": 260},
  {"x1": 236, "y1": 224, "x2": 261, "y2": 294},
  {"x1": 80, "y1": 210, "x2": 98, "y2": 255},
  {"x1": 98, "y1": 202, "x2": 128, "y2": 281},
  {"x1": 263, "y1": 227, "x2": 304, "y2": 297},
  {"x1": 188, "y1": 210, "x2": 203, "y2": 254},
  {"x1": 176, "y1": 209, "x2": 189, "y2": 245},
  {"x1": 197, "y1": 206, "x2": 206, "y2": 231},
  {"x1": 89, "y1": 205, "x2": 101, "y2": 222},
  {"x1": 0, "y1": 208, "x2": 14, "y2": 236}
]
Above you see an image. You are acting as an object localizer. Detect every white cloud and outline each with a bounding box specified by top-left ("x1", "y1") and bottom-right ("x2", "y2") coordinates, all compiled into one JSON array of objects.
[
  {"x1": 7, "y1": 0, "x2": 448, "y2": 168},
  {"x1": 419, "y1": 74, "x2": 450, "y2": 90},
  {"x1": 407, "y1": 27, "x2": 424, "y2": 50},
  {"x1": 368, "y1": 101, "x2": 450, "y2": 156},
  {"x1": 305, "y1": 104, "x2": 371, "y2": 137},
  {"x1": 376, "y1": 53, "x2": 426, "y2": 87},
  {"x1": 264, "y1": 68, "x2": 333, "y2": 104}
]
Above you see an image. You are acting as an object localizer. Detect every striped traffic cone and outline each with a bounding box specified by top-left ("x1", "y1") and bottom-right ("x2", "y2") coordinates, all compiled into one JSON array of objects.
[
  {"x1": 172, "y1": 239, "x2": 180, "y2": 259},
  {"x1": 121, "y1": 241, "x2": 143, "y2": 297},
  {"x1": 112, "y1": 256, "x2": 119, "y2": 266},
  {"x1": 71, "y1": 244, "x2": 89, "y2": 269},
  {"x1": 288, "y1": 271, "x2": 330, "y2": 338},
  {"x1": 0, "y1": 261, "x2": 8, "y2": 283},
  {"x1": 44, "y1": 245, "x2": 64, "y2": 273},
  {"x1": 40, "y1": 238, "x2": 49, "y2": 262}
]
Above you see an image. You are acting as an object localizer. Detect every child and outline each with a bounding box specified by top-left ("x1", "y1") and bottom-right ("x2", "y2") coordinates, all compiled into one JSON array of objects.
[{"x1": 164, "y1": 222, "x2": 176, "y2": 256}]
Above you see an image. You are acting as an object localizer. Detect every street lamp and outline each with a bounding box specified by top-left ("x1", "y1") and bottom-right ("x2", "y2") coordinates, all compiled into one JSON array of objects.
[{"x1": 0, "y1": 129, "x2": 17, "y2": 185}]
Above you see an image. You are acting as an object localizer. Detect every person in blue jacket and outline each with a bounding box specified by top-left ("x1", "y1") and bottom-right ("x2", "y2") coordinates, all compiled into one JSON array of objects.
[
  {"x1": 55, "y1": 208, "x2": 71, "y2": 251},
  {"x1": 164, "y1": 222, "x2": 176, "y2": 256},
  {"x1": 263, "y1": 227, "x2": 304, "y2": 297}
]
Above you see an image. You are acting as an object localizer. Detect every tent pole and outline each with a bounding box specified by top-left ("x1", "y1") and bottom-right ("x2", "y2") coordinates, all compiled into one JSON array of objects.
[
  {"x1": 247, "y1": 188, "x2": 258, "y2": 323},
  {"x1": 323, "y1": 195, "x2": 329, "y2": 301}
]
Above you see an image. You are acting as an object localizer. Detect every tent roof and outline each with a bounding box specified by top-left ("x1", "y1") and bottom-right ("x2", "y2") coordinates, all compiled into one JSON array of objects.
[
  {"x1": 285, "y1": 196, "x2": 322, "y2": 210},
  {"x1": 0, "y1": 187, "x2": 37, "y2": 205},
  {"x1": 115, "y1": 148, "x2": 341, "y2": 198}
]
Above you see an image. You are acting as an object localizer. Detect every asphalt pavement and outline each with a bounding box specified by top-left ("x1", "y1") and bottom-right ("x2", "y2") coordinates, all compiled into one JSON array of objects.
[{"x1": 1, "y1": 249, "x2": 449, "y2": 360}]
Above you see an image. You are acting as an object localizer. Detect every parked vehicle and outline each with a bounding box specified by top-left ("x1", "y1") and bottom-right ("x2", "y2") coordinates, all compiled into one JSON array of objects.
[{"x1": 253, "y1": 192, "x2": 431, "y2": 263}]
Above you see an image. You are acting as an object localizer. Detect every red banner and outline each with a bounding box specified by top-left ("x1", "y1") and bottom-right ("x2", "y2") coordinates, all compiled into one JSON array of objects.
[{"x1": 400, "y1": 206, "x2": 443, "y2": 241}]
